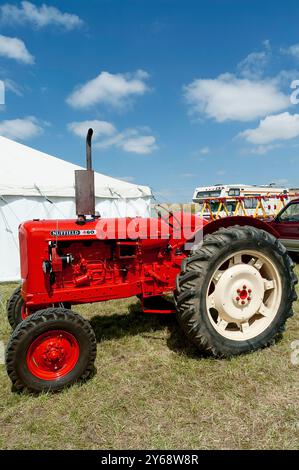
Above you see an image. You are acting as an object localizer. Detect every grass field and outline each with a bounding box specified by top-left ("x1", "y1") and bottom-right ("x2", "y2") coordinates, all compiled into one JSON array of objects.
[{"x1": 0, "y1": 270, "x2": 298, "y2": 450}]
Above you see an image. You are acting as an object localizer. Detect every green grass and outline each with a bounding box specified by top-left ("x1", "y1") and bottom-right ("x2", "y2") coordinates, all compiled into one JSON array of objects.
[{"x1": 0, "y1": 270, "x2": 299, "y2": 450}]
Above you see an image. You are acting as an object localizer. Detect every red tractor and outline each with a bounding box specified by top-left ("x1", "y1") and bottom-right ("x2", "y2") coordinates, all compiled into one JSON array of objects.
[{"x1": 5, "y1": 130, "x2": 298, "y2": 393}]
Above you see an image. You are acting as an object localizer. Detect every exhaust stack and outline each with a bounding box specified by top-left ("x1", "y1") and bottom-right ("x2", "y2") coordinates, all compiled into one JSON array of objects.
[{"x1": 75, "y1": 128, "x2": 95, "y2": 223}]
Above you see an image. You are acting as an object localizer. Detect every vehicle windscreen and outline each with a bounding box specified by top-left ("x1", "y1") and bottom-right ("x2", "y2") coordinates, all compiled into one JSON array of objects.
[{"x1": 196, "y1": 190, "x2": 221, "y2": 199}]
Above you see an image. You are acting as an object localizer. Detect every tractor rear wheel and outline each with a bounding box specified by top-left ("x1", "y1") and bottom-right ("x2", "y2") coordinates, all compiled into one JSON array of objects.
[
  {"x1": 7, "y1": 285, "x2": 26, "y2": 329},
  {"x1": 6, "y1": 308, "x2": 97, "y2": 393},
  {"x1": 175, "y1": 225, "x2": 297, "y2": 357}
]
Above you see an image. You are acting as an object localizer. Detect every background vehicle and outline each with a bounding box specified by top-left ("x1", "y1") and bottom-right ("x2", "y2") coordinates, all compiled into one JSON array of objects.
[
  {"x1": 5, "y1": 131, "x2": 297, "y2": 393},
  {"x1": 193, "y1": 183, "x2": 289, "y2": 218},
  {"x1": 269, "y1": 198, "x2": 299, "y2": 253}
]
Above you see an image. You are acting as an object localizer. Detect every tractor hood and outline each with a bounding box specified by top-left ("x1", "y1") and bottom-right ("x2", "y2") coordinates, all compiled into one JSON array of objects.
[{"x1": 19, "y1": 213, "x2": 207, "y2": 243}]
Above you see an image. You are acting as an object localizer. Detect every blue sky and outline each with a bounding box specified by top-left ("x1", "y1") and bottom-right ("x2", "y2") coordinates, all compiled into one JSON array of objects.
[{"x1": 1, "y1": 0, "x2": 299, "y2": 202}]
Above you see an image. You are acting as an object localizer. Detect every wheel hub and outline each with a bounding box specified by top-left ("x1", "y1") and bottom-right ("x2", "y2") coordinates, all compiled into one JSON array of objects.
[
  {"x1": 43, "y1": 344, "x2": 65, "y2": 367},
  {"x1": 26, "y1": 330, "x2": 80, "y2": 380},
  {"x1": 213, "y1": 264, "x2": 264, "y2": 323},
  {"x1": 235, "y1": 285, "x2": 252, "y2": 306}
]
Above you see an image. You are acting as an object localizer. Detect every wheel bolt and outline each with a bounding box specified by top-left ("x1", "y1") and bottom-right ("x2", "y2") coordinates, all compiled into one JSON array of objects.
[
  {"x1": 248, "y1": 289, "x2": 252, "y2": 293},
  {"x1": 248, "y1": 297, "x2": 251, "y2": 301},
  {"x1": 241, "y1": 300, "x2": 245, "y2": 305},
  {"x1": 236, "y1": 297, "x2": 240, "y2": 301},
  {"x1": 237, "y1": 289, "x2": 241, "y2": 293},
  {"x1": 243, "y1": 285, "x2": 247, "y2": 289}
]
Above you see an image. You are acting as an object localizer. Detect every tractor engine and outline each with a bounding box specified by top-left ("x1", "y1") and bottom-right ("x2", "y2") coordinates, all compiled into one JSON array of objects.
[{"x1": 19, "y1": 217, "x2": 189, "y2": 313}]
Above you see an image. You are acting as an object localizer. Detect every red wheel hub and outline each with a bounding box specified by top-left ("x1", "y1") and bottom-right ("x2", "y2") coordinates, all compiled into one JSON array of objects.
[
  {"x1": 239, "y1": 289, "x2": 248, "y2": 300},
  {"x1": 26, "y1": 330, "x2": 79, "y2": 380},
  {"x1": 235, "y1": 286, "x2": 252, "y2": 304}
]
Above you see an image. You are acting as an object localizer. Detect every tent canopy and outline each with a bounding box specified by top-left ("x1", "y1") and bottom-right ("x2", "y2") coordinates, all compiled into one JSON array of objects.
[
  {"x1": 0, "y1": 136, "x2": 152, "y2": 199},
  {"x1": 0, "y1": 136, "x2": 152, "y2": 282}
]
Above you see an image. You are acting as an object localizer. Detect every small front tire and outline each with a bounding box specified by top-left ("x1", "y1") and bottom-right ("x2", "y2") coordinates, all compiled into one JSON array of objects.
[{"x1": 6, "y1": 308, "x2": 97, "y2": 393}]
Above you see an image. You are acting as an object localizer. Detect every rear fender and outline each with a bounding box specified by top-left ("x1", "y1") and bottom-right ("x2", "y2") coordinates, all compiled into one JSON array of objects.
[{"x1": 201, "y1": 216, "x2": 280, "y2": 239}]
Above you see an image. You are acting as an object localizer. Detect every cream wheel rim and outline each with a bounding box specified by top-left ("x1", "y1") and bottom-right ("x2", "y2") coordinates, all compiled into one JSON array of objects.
[{"x1": 206, "y1": 250, "x2": 282, "y2": 341}]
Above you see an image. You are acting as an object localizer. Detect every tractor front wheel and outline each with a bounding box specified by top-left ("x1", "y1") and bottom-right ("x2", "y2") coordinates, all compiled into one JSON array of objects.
[
  {"x1": 6, "y1": 286, "x2": 72, "y2": 330},
  {"x1": 175, "y1": 225, "x2": 297, "y2": 357},
  {"x1": 6, "y1": 308, "x2": 97, "y2": 393}
]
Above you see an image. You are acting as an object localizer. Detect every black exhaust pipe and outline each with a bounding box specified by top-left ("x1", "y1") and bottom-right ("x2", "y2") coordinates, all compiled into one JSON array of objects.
[
  {"x1": 75, "y1": 128, "x2": 95, "y2": 223},
  {"x1": 86, "y1": 128, "x2": 93, "y2": 171}
]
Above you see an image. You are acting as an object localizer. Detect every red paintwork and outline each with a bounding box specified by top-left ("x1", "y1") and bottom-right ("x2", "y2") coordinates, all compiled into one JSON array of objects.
[
  {"x1": 267, "y1": 198, "x2": 299, "y2": 243},
  {"x1": 239, "y1": 289, "x2": 248, "y2": 300},
  {"x1": 21, "y1": 305, "x2": 28, "y2": 321},
  {"x1": 19, "y1": 212, "x2": 281, "y2": 314},
  {"x1": 143, "y1": 308, "x2": 175, "y2": 314},
  {"x1": 26, "y1": 330, "x2": 79, "y2": 380},
  {"x1": 202, "y1": 215, "x2": 280, "y2": 239},
  {"x1": 19, "y1": 214, "x2": 207, "y2": 312}
]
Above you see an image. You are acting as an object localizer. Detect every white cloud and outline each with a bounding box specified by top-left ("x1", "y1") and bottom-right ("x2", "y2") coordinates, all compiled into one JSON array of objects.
[
  {"x1": 263, "y1": 39, "x2": 271, "y2": 49},
  {"x1": 0, "y1": 34, "x2": 34, "y2": 64},
  {"x1": 0, "y1": 1, "x2": 83, "y2": 30},
  {"x1": 237, "y1": 51, "x2": 268, "y2": 79},
  {"x1": 68, "y1": 120, "x2": 116, "y2": 139},
  {"x1": 68, "y1": 120, "x2": 157, "y2": 155},
  {"x1": 4, "y1": 78, "x2": 23, "y2": 96},
  {"x1": 66, "y1": 70, "x2": 149, "y2": 109},
  {"x1": 96, "y1": 129, "x2": 157, "y2": 155},
  {"x1": 0, "y1": 116, "x2": 43, "y2": 140},
  {"x1": 121, "y1": 135, "x2": 156, "y2": 154},
  {"x1": 199, "y1": 146, "x2": 210, "y2": 154},
  {"x1": 237, "y1": 41, "x2": 271, "y2": 79},
  {"x1": 275, "y1": 69, "x2": 299, "y2": 87},
  {"x1": 244, "y1": 144, "x2": 281, "y2": 155},
  {"x1": 240, "y1": 112, "x2": 299, "y2": 144},
  {"x1": 282, "y1": 43, "x2": 299, "y2": 60},
  {"x1": 184, "y1": 73, "x2": 289, "y2": 122}
]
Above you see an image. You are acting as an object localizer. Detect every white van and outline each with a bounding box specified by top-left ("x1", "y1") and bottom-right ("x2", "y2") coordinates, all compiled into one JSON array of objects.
[{"x1": 192, "y1": 184, "x2": 289, "y2": 218}]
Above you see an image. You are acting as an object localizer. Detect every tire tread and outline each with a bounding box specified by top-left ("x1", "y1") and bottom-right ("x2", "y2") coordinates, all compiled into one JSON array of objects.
[{"x1": 174, "y1": 225, "x2": 297, "y2": 357}]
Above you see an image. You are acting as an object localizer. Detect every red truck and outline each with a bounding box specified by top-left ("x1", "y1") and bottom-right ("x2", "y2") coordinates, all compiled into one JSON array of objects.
[{"x1": 268, "y1": 198, "x2": 299, "y2": 254}]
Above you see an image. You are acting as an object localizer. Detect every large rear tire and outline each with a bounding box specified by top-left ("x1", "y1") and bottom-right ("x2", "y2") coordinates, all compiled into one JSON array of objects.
[
  {"x1": 6, "y1": 308, "x2": 97, "y2": 393},
  {"x1": 175, "y1": 226, "x2": 297, "y2": 357}
]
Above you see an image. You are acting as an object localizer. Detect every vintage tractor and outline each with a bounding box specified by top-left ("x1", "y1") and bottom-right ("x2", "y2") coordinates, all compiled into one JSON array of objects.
[{"x1": 5, "y1": 129, "x2": 298, "y2": 393}]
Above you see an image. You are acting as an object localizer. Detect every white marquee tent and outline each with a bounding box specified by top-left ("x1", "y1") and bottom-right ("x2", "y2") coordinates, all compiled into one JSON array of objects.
[{"x1": 0, "y1": 136, "x2": 152, "y2": 282}]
